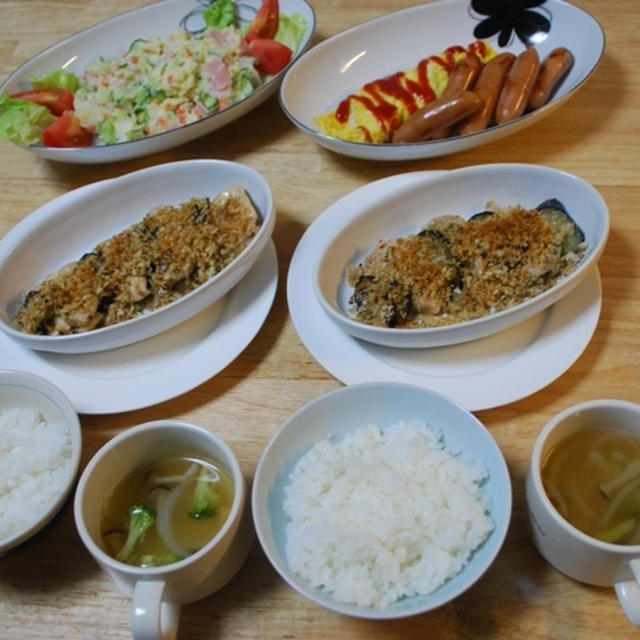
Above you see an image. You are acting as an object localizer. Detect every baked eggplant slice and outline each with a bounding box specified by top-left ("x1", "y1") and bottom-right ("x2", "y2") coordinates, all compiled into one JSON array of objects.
[
  {"x1": 469, "y1": 210, "x2": 495, "y2": 222},
  {"x1": 537, "y1": 198, "x2": 585, "y2": 255}
]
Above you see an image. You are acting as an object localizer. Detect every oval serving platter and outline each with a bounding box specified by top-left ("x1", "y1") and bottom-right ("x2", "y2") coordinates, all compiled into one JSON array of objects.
[
  {"x1": 314, "y1": 163, "x2": 609, "y2": 349},
  {"x1": 279, "y1": 0, "x2": 604, "y2": 161},
  {"x1": 0, "y1": 159, "x2": 275, "y2": 354},
  {"x1": 0, "y1": 0, "x2": 315, "y2": 163}
]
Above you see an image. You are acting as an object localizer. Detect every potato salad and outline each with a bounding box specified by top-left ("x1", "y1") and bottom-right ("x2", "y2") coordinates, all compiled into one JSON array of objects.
[{"x1": 74, "y1": 27, "x2": 260, "y2": 143}]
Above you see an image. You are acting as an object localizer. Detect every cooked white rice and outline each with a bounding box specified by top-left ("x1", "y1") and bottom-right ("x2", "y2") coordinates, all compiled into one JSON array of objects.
[
  {"x1": 283, "y1": 419, "x2": 494, "y2": 608},
  {"x1": 0, "y1": 408, "x2": 72, "y2": 542}
]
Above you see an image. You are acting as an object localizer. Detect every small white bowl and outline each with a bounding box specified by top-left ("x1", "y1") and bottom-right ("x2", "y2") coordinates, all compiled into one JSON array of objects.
[
  {"x1": 0, "y1": 369, "x2": 81, "y2": 555},
  {"x1": 314, "y1": 163, "x2": 609, "y2": 349},
  {"x1": 0, "y1": 159, "x2": 275, "y2": 353},
  {"x1": 251, "y1": 382, "x2": 512, "y2": 619},
  {"x1": 279, "y1": 0, "x2": 603, "y2": 161}
]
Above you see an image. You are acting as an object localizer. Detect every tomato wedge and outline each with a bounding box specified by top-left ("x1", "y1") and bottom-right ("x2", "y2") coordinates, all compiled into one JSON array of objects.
[
  {"x1": 11, "y1": 88, "x2": 74, "y2": 117},
  {"x1": 244, "y1": 0, "x2": 278, "y2": 43},
  {"x1": 42, "y1": 111, "x2": 92, "y2": 147},
  {"x1": 248, "y1": 38, "x2": 292, "y2": 75}
]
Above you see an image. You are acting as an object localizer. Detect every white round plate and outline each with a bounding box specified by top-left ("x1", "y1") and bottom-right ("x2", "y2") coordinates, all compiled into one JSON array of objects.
[
  {"x1": 0, "y1": 241, "x2": 277, "y2": 414},
  {"x1": 0, "y1": 0, "x2": 315, "y2": 163},
  {"x1": 280, "y1": 0, "x2": 604, "y2": 161},
  {"x1": 287, "y1": 174, "x2": 601, "y2": 411}
]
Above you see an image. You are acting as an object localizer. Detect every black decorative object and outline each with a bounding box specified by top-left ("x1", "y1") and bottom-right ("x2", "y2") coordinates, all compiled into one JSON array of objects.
[{"x1": 470, "y1": 0, "x2": 551, "y2": 47}]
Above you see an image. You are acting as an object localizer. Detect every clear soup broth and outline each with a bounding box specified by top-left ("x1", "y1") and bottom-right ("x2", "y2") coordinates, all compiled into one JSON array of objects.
[
  {"x1": 100, "y1": 454, "x2": 234, "y2": 567},
  {"x1": 541, "y1": 425, "x2": 640, "y2": 545}
]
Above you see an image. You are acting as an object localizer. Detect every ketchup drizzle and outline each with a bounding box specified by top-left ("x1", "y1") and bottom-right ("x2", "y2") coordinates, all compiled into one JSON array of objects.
[{"x1": 334, "y1": 46, "x2": 477, "y2": 139}]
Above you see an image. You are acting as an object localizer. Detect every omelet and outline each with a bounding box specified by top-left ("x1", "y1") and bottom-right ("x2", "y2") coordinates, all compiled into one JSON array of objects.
[{"x1": 316, "y1": 41, "x2": 496, "y2": 144}]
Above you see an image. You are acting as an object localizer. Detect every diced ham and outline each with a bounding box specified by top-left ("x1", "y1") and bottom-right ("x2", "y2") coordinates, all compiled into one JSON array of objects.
[
  {"x1": 206, "y1": 27, "x2": 242, "y2": 50},
  {"x1": 205, "y1": 58, "x2": 230, "y2": 92}
]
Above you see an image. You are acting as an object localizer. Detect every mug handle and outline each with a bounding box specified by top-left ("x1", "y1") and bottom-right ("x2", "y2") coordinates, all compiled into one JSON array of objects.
[
  {"x1": 615, "y1": 558, "x2": 640, "y2": 626},
  {"x1": 130, "y1": 580, "x2": 181, "y2": 640}
]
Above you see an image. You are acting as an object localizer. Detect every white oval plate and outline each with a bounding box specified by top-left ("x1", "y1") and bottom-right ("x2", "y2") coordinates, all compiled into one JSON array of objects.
[
  {"x1": 287, "y1": 172, "x2": 602, "y2": 412},
  {"x1": 0, "y1": 159, "x2": 275, "y2": 353},
  {"x1": 280, "y1": 0, "x2": 604, "y2": 161},
  {"x1": 0, "y1": 0, "x2": 315, "y2": 163},
  {"x1": 315, "y1": 163, "x2": 609, "y2": 348},
  {"x1": 0, "y1": 241, "x2": 277, "y2": 415}
]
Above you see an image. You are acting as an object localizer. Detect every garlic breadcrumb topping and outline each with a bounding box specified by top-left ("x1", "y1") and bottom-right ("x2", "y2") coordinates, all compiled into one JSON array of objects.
[
  {"x1": 347, "y1": 203, "x2": 585, "y2": 329},
  {"x1": 15, "y1": 184, "x2": 260, "y2": 335}
]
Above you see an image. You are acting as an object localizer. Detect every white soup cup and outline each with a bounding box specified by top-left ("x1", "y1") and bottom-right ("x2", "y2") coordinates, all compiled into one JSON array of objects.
[
  {"x1": 74, "y1": 420, "x2": 252, "y2": 640},
  {"x1": 526, "y1": 399, "x2": 640, "y2": 626}
]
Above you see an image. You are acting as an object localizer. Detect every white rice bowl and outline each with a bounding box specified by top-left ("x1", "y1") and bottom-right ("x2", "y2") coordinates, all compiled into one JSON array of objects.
[
  {"x1": 284, "y1": 420, "x2": 494, "y2": 608},
  {"x1": 0, "y1": 408, "x2": 72, "y2": 539},
  {"x1": 252, "y1": 382, "x2": 512, "y2": 618},
  {"x1": 0, "y1": 370, "x2": 81, "y2": 554}
]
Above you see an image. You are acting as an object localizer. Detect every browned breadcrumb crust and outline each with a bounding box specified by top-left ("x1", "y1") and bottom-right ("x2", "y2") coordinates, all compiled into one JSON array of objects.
[
  {"x1": 346, "y1": 204, "x2": 585, "y2": 329},
  {"x1": 14, "y1": 184, "x2": 260, "y2": 335}
]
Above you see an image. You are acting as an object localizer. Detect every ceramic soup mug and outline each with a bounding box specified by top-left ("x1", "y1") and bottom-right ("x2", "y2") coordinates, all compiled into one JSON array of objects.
[
  {"x1": 74, "y1": 420, "x2": 253, "y2": 640},
  {"x1": 525, "y1": 399, "x2": 640, "y2": 626}
]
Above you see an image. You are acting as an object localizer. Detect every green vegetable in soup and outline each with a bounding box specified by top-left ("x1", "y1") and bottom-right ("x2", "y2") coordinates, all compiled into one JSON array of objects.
[
  {"x1": 101, "y1": 455, "x2": 234, "y2": 567},
  {"x1": 188, "y1": 466, "x2": 220, "y2": 519},
  {"x1": 542, "y1": 425, "x2": 640, "y2": 546},
  {"x1": 115, "y1": 503, "x2": 156, "y2": 563},
  {"x1": 599, "y1": 459, "x2": 640, "y2": 500},
  {"x1": 595, "y1": 517, "x2": 638, "y2": 544},
  {"x1": 138, "y1": 552, "x2": 184, "y2": 567}
]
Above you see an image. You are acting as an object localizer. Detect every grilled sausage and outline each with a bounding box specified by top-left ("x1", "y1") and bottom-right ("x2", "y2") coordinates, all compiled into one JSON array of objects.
[
  {"x1": 445, "y1": 53, "x2": 482, "y2": 94},
  {"x1": 392, "y1": 91, "x2": 482, "y2": 143},
  {"x1": 495, "y1": 47, "x2": 540, "y2": 124},
  {"x1": 491, "y1": 52, "x2": 519, "y2": 74},
  {"x1": 428, "y1": 54, "x2": 482, "y2": 139},
  {"x1": 457, "y1": 53, "x2": 516, "y2": 135},
  {"x1": 527, "y1": 47, "x2": 574, "y2": 111}
]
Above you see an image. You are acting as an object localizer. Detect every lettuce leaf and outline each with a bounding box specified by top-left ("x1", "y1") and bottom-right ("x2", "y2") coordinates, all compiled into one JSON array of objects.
[
  {"x1": 30, "y1": 69, "x2": 81, "y2": 92},
  {"x1": 203, "y1": 0, "x2": 235, "y2": 29},
  {"x1": 275, "y1": 13, "x2": 308, "y2": 53},
  {"x1": 0, "y1": 93, "x2": 55, "y2": 146}
]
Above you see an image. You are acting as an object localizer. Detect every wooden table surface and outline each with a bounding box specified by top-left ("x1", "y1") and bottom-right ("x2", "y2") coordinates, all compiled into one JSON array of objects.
[{"x1": 1, "y1": 0, "x2": 639, "y2": 637}]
